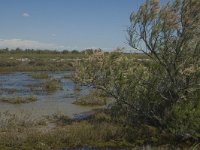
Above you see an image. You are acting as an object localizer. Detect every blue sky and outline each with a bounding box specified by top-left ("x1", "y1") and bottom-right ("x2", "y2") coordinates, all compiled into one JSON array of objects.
[{"x1": 0, "y1": 0, "x2": 145, "y2": 51}]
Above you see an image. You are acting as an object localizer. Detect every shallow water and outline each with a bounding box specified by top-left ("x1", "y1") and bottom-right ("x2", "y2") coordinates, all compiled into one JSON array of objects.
[{"x1": 0, "y1": 71, "x2": 100, "y2": 119}]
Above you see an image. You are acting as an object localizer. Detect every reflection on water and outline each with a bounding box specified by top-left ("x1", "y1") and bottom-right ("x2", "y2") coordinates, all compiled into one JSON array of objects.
[{"x1": 0, "y1": 71, "x2": 99, "y2": 119}]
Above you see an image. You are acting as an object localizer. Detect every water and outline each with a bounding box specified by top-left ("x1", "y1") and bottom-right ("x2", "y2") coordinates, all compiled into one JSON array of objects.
[{"x1": 0, "y1": 71, "x2": 100, "y2": 119}]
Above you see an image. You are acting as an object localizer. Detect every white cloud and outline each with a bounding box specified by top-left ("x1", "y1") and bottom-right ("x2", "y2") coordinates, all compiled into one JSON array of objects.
[
  {"x1": 0, "y1": 39, "x2": 64, "y2": 50},
  {"x1": 22, "y1": 12, "x2": 30, "y2": 17}
]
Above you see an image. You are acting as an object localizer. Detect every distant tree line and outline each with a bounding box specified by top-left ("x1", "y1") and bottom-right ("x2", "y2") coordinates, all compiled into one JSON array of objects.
[{"x1": 0, "y1": 48, "x2": 110, "y2": 54}]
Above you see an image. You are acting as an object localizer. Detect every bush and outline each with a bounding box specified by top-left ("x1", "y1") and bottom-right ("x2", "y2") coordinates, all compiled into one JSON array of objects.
[
  {"x1": 73, "y1": 0, "x2": 200, "y2": 145},
  {"x1": 42, "y1": 79, "x2": 61, "y2": 92},
  {"x1": 167, "y1": 101, "x2": 200, "y2": 139}
]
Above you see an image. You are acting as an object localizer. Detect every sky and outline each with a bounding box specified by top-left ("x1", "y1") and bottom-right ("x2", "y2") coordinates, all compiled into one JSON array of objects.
[{"x1": 0, "y1": 0, "x2": 146, "y2": 51}]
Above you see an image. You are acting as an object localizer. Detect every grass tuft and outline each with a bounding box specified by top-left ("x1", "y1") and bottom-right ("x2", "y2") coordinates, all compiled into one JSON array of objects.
[
  {"x1": 42, "y1": 78, "x2": 61, "y2": 92},
  {"x1": 0, "y1": 96, "x2": 37, "y2": 104},
  {"x1": 31, "y1": 72, "x2": 49, "y2": 79},
  {"x1": 73, "y1": 89, "x2": 109, "y2": 106}
]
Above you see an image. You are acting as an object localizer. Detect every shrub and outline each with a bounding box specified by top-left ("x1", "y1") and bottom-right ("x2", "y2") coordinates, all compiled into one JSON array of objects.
[
  {"x1": 42, "y1": 78, "x2": 61, "y2": 92},
  {"x1": 167, "y1": 101, "x2": 200, "y2": 139}
]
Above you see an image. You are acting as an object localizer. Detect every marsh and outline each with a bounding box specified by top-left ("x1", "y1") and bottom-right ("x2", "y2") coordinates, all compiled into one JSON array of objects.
[{"x1": 0, "y1": 71, "x2": 101, "y2": 119}]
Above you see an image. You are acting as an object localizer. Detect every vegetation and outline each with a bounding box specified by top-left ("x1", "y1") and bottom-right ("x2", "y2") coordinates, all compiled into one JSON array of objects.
[
  {"x1": 0, "y1": 48, "x2": 85, "y2": 73},
  {"x1": 31, "y1": 72, "x2": 49, "y2": 79},
  {"x1": 1, "y1": 0, "x2": 200, "y2": 148},
  {"x1": 0, "y1": 110, "x2": 199, "y2": 149},
  {"x1": 0, "y1": 96, "x2": 37, "y2": 104},
  {"x1": 63, "y1": 74, "x2": 72, "y2": 79},
  {"x1": 0, "y1": 48, "x2": 147, "y2": 73},
  {"x1": 0, "y1": 111, "x2": 130, "y2": 150},
  {"x1": 73, "y1": 89, "x2": 109, "y2": 106},
  {"x1": 127, "y1": 0, "x2": 200, "y2": 135},
  {"x1": 73, "y1": 84, "x2": 81, "y2": 92},
  {"x1": 73, "y1": 0, "x2": 200, "y2": 146},
  {"x1": 42, "y1": 78, "x2": 62, "y2": 92}
]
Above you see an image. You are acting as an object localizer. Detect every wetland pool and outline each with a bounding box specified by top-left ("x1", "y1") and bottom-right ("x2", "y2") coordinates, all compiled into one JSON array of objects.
[{"x1": 0, "y1": 71, "x2": 100, "y2": 119}]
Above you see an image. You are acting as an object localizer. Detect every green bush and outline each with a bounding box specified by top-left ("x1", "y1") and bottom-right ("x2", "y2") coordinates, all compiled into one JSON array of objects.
[{"x1": 167, "y1": 101, "x2": 200, "y2": 138}]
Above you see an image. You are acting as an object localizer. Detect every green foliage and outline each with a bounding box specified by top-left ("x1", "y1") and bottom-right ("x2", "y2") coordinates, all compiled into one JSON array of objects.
[
  {"x1": 74, "y1": 51, "x2": 165, "y2": 125},
  {"x1": 73, "y1": 0, "x2": 200, "y2": 144},
  {"x1": 167, "y1": 101, "x2": 200, "y2": 137},
  {"x1": 128, "y1": 0, "x2": 200, "y2": 106},
  {"x1": 127, "y1": 0, "x2": 200, "y2": 132}
]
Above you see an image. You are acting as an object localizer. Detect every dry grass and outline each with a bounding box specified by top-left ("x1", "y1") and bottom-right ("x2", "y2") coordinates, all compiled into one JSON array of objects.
[
  {"x1": 0, "y1": 96, "x2": 37, "y2": 104},
  {"x1": 73, "y1": 89, "x2": 109, "y2": 106},
  {"x1": 0, "y1": 111, "x2": 198, "y2": 149},
  {"x1": 42, "y1": 78, "x2": 62, "y2": 92},
  {"x1": 31, "y1": 72, "x2": 49, "y2": 79},
  {"x1": 0, "y1": 52, "x2": 85, "y2": 73},
  {"x1": 0, "y1": 111, "x2": 128, "y2": 149}
]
